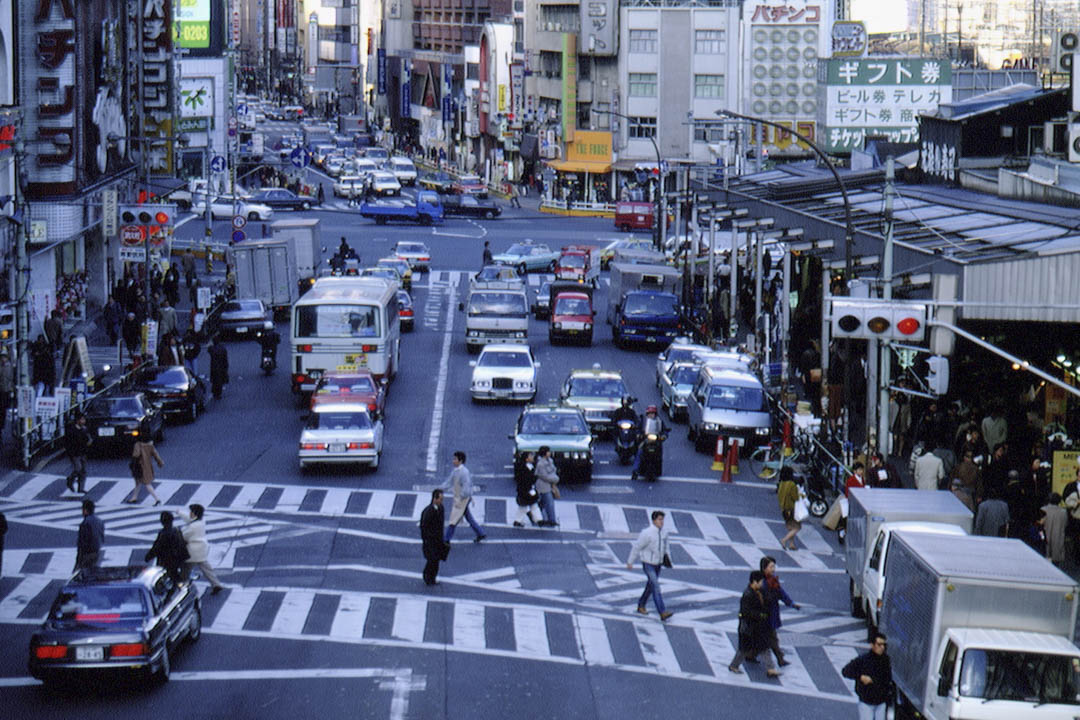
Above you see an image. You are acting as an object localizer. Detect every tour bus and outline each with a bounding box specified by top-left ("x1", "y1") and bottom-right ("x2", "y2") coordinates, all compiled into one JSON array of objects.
[{"x1": 290, "y1": 276, "x2": 400, "y2": 395}]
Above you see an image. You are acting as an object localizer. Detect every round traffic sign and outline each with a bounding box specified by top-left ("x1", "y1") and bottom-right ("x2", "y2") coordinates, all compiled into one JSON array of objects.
[
  {"x1": 289, "y1": 146, "x2": 311, "y2": 169},
  {"x1": 121, "y1": 225, "x2": 144, "y2": 245},
  {"x1": 232, "y1": 215, "x2": 247, "y2": 230},
  {"x1": 232, "y1": 230, "x2": 246, "y2": 243},
  {"x1": 210, "y1": 155, "x2": 227, "y2": 173}
]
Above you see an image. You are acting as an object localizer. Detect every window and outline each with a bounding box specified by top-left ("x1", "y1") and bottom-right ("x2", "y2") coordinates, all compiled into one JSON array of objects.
[
  {"x1": 693, "y1": 125, "x2": 725, "y2": 142},
  {"x1": 695, "y1": 29, "x2": 725, "y2": 54},
  {"x1": 629, "y1": 29, "x2": 657, "y2": 53},
  {"x1": 628, "y1": 116, "x2": 657, "y2": 139},
  {"x1": 694, "y1": 74, "x2": 725, "y2": 99},
  {"x1": 629, "y1": 73, "x2": 657, "y2": 97}
]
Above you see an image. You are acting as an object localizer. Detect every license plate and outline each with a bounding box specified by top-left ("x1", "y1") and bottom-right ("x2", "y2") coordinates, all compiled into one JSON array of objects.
[
  {"x1": 236, "y1": 326, "x2": 248, "y2": 333},
  {"x1": 76, "y1": 646, "x2": 104, "y2": 661},
  {"x1": 97, "y1": 427, "x2": 115, "y2": 437},
  {"x1": 329, "y1": 443, "x2": 346, "y2": 453}
]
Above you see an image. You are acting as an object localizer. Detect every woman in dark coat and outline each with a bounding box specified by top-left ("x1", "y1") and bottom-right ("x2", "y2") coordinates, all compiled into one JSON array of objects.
[
  {"x1": 513, "y1": 452, "x2": 540, "y2": 527},
  {"x1": 729, "y1": 570, "x2": 781, "y2": 676},
  {"x1": 208, "y1": 336, "x2": 229, "y2": 399}
]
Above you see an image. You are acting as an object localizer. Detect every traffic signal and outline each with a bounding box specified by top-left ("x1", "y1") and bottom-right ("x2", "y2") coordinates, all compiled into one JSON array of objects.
[
  {"x1": 146, "y1": 205, "x2": 175, "y2": 247},
  {"x1": 927, "y1": 355, "x2": 949, "y2": 395},
  {"x1": 831, "y1": 299, "x2": 926, "y2": 341},
  {"x1": 118, "y1": 204, "x2": 176, "y2": 246}
]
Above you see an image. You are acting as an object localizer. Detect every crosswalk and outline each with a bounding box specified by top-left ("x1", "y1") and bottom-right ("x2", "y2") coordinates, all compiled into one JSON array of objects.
[
  {"x1": 0, "y1": 574, "x2": 860, "y2": 702},
  {"x1": 423, "y1": 270, "x2": 609, "y2": 290}
]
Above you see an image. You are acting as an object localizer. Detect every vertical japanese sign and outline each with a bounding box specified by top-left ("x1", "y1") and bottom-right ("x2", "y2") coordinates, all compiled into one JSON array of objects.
[
  {"x1": 580, "y1": 0, "x2": 617, "y2": 57},
  {"x1": 510, "y1": 63, "x2": 524, "y2": 128},
  {"x1": 377, "y1": 48, "x2": 387, "y2": 95},
  {"x1": 821, "y1": 58, "x2": 951, "y2": 152},
  {"x1": 131, "y1": 0, "x2": 175, "y2": 176},
  {"x1": 401, "y1": 60, "x2": 412, "y2": 119},
  {"x1": 562, "y1": 33, "x2": 577, "y2": 144}
]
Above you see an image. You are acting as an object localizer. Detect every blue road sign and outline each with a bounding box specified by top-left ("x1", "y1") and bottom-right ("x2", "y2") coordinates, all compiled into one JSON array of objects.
[
  {"x1": 210, "y1": 155, "x2": 227, "y2": 173},
  {"x1": 290, "y1": 146, "x2": 312, "y2": 169},
  {"x1": 236, "y1": 103, "x2": 249, "y2": 117},
  {"x1": 232, "y1": 230, "x2": 246, "y2": 243}
]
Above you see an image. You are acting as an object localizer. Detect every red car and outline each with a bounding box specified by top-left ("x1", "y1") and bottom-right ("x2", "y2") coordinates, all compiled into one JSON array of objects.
[
  {"x1": 614, "y1": 201, "x2": 655, "y2": 232},
  {"x1": 549, "y1": 282, "x2": 595, "y2": 346},
  {"x1": 310, "y1": 370, "x2": 387, "y2": 417},
  {"x1": 451, "y1": 174, "x2": 488, "y2": 199}
]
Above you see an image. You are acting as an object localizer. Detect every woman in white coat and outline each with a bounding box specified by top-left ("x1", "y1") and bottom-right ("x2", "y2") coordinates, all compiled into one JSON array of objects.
[{"x1": 181, "y1": 504, "x2": 225, "y2": 594}]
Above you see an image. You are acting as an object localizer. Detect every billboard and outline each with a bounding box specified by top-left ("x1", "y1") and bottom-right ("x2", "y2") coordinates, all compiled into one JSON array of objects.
[
  {"x1": 562, "y1": 34, "x2": 578, "y2": 144},
  {"x1": 129, "y1": 0, "x2": 175, "y2": 175},
  {"x1": 581, "y1": 0, "x2": 618, "y2": 57},
  {"x1": 821, "y1": 58, "x2": 952, "y2": 152},
  {"x1": 176, "y1": 0, "x2": 211, "y2": 49}
]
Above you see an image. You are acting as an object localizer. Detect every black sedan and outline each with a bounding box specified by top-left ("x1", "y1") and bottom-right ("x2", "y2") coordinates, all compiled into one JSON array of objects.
[
  {"x1": 210, "y1": 299, "x2": 273, "y2": 339},
  {"x1": 85, "y1": 392, "x2": 164, "y2": 452},
  {"x1": 129, "y1": 365, "x2": 207, "y2": 423},
  {"x1": 417, "y1": 172, "x2": 455, "y2": 193},
  {"x1": 249, "y1": 188, "x2": 319, "y2": 211},
  {"x1": 441, "y1": 195, "x2": 502, "y2": 219},
  {"x1": 29, "y1": 565, "x2": 200, "y2": 685}
]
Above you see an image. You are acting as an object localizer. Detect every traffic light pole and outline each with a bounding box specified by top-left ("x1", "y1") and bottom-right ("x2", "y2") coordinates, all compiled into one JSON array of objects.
[{"x1": 876, "y1": 158, "x2": 896, "y2": 456}]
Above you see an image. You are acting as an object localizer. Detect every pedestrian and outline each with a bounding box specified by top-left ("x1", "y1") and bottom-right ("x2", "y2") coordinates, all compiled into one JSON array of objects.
[
  {"x1": 144, "y1": 511, "x2": 189, "y2": 589},
  {"x1": 157, "y1": 332, "x2": 184, "y2": 366},
  {"x1": 102, "y1": 295, "x2": 122, "y2": 346},
  {"x1": 513, "y1": 451, "x2": 540, "y2": 527},
  {"x1": 842, "y1": 633, "x2": 893, "y2": 719},
  {"x1": 627, "y1": 510, "x2": 674, "y2": 621},
  {"x1": 181, "y1": 504, "x2": 225, "y2": 594},
  {"x1": 183, "y1": 326, "x2": 202, "y2": 376},
  {"x1": 44, "y1": 309, "x2": 64, "y2": 355},
  {"x1": 182, "y1": 249, "x2": 197, "y2": 289},
  {"x1": 163, "y1": 264, "x2": 181, "y2": 307},
  {"x1": 534, "y1": 445, "x2": 560, "y2": 527},
  {"x1": 121, "y1": 312, "x2": 141, "y2": 362},
  {"x1": 126, "y1": 423, "x2": 164, "y2": 505},
  {"x1": 914, "y1": 446, "x2": 946, "y2": 491},
  {"x1": 777, "y1": 467, "x2": 802, "y2": 551},
  {"x1": 482, "y1": 240, "x2": 493, "y2": 266},
  {"x1": 158, "y1": 300, "x2": 177, "y2": 339},
  {"x1": 317, "y1": 183, "x2": 325, "y2": 205},
  {"x1": 0, "y1": 352, "x2": 14, "y2": 442},
  {"x1": 973, "y1": 486, "x2": 1009, "y2": 537},
  {"x1": 208, "y1": 335, "x2": 229, "y2": 399},
  {"x1": 0, "y1": 511, "x2": 7, "y2": 576},
  {"x1": 509, "y1": 183, "x2": 522, "y2": 209},
  {"x1": 1043, "y1": 493, "x2": 1068, "y2": 565},
  {"x1": 761, "y1": 556, "x2": 800, "y2": 666},
  {"x1": 420, "y1": 489, "x2": 450, "y2": 585},
  {"x1": 440, "y1": 450, "x2": 486, "y2": 542},
  {"x1": 63, "y1": 412, "x2": 91, "y2": 494},
  {"x1": 728, "y1": 570, "x2": 780, "y2": 676},
  {"x1": 31, "y1": 334, "x2": 55, "y2": 396},
  {"x1": 75, "y1": 499, "x2": 104, "y2": 571},
  {"x1": 845, "y1": 461, "x2": 867, "y2": 496}
]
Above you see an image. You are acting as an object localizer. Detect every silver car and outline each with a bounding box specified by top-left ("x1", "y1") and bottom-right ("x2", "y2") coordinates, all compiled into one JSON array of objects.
[
  {"x1": 686, "y1": 366, "x2": 771, "y2": 453},
  {"x1": 215, "y1": 299, "x2": 273, "y2": 337},
  {"x1": 659, "y1": 361, "x2": 701, "y2": 421},
  {"x1": 469, "y1": 344, "x2": 538, "y2": 402},
  {"x1": 655, "y1": 339, "x2": 709, "y2": 388},
  {"x1": 299, "y1": 404, "x2": 384, "y2": 470}
]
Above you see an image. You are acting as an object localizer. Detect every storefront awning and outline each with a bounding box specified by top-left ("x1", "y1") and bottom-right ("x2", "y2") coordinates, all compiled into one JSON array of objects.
[{"x1": 546, "y1": 159, "x2": 612, "y2": 174}]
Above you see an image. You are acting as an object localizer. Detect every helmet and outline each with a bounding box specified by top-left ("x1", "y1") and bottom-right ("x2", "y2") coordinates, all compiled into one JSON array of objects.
[
  {"x1": 621, "y1": 396, "x2": 632, "y2": 406},
  {"x1": 646, "y1": 405, "x2": 658, "y2": 414}
]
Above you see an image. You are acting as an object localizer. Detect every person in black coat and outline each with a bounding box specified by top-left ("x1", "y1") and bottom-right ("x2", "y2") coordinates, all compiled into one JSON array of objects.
[
  {"x1": 728, "y1": 570, "x2": 779, "y2": 676},
  {"x1": 145, "y1": 511, "x2": 188, "y2": 589},
  {"x1": 208, "y1": 336, "x2": 229, "y2": 399},
  {"x1": 420, "y1": 489, "x2": 448, "y2": 585},
  {"x1": 63, "y1": 413, "x2": 92, "y2": 494},
  {"x1": 0, "y1": 511, "x2": 7, "y2": 576},
  {"x1": 121, "y1": 312, "x2": 141, "y2": 362},
  {"x1": 31, "y1": 335, "x2": 55, "y2": 395},
  {"x1": 513, "y1": 452, "x2": 540, "y2": 527},
  {"x1": 842, "y1": 633, "x2": 893, "y2": 715}
]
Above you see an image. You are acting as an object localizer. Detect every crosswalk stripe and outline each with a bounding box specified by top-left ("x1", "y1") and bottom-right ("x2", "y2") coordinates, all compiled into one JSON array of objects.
[
  {"x1": 635, "y1": 622, "x2": 682, "y2": 674},
  {"x1": 321, "y1": 488, "x2": 352, "y2": 515},
  {"x1": 44, "y1": 549, "x2": 77, "y2": 576},
  {"x1": 7, "y1": 474, "x2": 56, "y2": 501},
  {"x1": 690, "y1": 512, "x2": 731, "y2": 543},
  {"x1": 277, "y1": 486, "x2": 308, "y2": 509},
  {"x1": 576, "y1": 615, "x2": 615, "y2": 665},
  {"x1": 366, "y1": 490, "x2": 396, "y2": 518},
  {"x1": 680, "y1": 543, "x2": 725, "y2": 567},
  {"x1": 796, "y1": 526, "x2": 834, "y2": 555},
  {"x1": 270, "y1": 590, "x2": 317, "y2": 635},
  {"x1": 0, "y1": 576, "x2": 53, "y2": 620},
  {"x1": 696, "y1": 627, "x2": 737, "y2": 676},
  {"x1": 330, "y1": 594, "x2": 371, "y2": 639},
  {"x1": 390, "y1": 597, "x2": 427, "y2": 644},
  {"x1": 212, "y1": 588, "x2": 263, "y2": 631},
  {"x1": 740, "y1": 517, "x2": 782, "y2": 549},
  {"x1": 232, "y1": 484, "x2": 268, "y2": 509},
  {"x1": 187, "y1": 482, "x2": 225, "y2": 508},
  {"x1": 98, "y1": 481, "x2": 136, "y2": 506},
  {"x1": 558, "y1": 502, "x2": 582, "y2": 531},
  {"x1": 452, "y1": 601, "x2": 487, "y2": 650},
  {"x1": 512, "y1": 606, "x2": 551, "y2": 657}
]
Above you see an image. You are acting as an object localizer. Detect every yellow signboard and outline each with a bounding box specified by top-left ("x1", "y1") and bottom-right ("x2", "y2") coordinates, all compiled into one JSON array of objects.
[
  {"x1": 1052, "y1": 450, "x2": 1080, "y2": 495},
  {"x1": 566, "y1": 130, "x2": 613, "y2": 164},
  {"x1": 498, "y1": 84, "x2": 507, "y2": 112}
]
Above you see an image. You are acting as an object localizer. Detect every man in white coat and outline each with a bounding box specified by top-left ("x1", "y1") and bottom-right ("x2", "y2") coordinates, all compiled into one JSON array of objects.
[
  {"x1": 181, "y1": 503, "x2": 225, "y2": 594},
  {"x1": 627, "y1": 510, "x2": 673, "y2": 620}
]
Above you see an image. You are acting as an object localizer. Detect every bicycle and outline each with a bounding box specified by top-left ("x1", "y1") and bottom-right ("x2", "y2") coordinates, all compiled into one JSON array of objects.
[{"x1": 747, "y1": 431, "x2": 815, "y2": 480}]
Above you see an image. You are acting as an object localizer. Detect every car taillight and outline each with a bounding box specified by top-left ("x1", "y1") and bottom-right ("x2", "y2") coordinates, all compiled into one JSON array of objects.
[
  {"x1": 34, "y1": 645, "x2": 67, "y2": 659},
  {"x1": 368, "y1": 402, "x2": 377, "y2": 412},
  {"x1": 294, "y1": 374, "x2": 307, "y2": 384},
  {"x1": 301, "y1": 442, "x2": 327, "y2": 450},
  {"x1": 349, "y1": 442, "x2": 374, "y2": 449},
  {"x1": 299, "y1": 344, "x2": 312, "y2": 353},
  {"x1": 401, "y1": 309, "x2": 413, "y2": 316},
  {"x1": 110, "y1": 643, "x2": 147, "y2": 657},
  {"x1": 419, "y1": 256, "x2": 430, "y2": 262},
  {"x1": 361, "y1": 345, "x2": 377, "y2": 352},
  {"x1": 620, "y1": 317, "x2": 626, "y2": 326}
]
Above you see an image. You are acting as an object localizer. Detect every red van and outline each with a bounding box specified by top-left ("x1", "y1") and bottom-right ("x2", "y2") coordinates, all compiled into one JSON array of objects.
[{"x1": 614, "y1": 202, "x2": 655, "y2": 232}]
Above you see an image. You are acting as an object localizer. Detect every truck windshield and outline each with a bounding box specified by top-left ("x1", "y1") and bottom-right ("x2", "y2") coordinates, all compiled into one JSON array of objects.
[
  {"x1": 623, "y1": 293, "x2": 678, "y2": 316},
  {"x1": 467, "y1": 293, "x2": 527, "y2": 317},
  {"x1": 555, "y1": 298, "x2": 591, "y2": 315},
  {"x1": 560, "y1": 254, "x2": 585, "y2": 268},
  {"x1": 706, "y1": 385, "x2": 765, "y2": 411},
  {"x1": 959, "y1": 649, "x2": 1080, "y2": 704}
]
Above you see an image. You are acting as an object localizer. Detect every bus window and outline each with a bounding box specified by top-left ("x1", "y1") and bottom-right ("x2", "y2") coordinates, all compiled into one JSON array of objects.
[{"x1": 296, "y1": 304, "x2": 381, "y2": 338}]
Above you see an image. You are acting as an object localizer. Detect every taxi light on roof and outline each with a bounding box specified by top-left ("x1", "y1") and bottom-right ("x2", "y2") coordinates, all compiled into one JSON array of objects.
[
  {"x1": 34, "y1": 645, "x2": 67, "y2": 659},
  {"x1": 110, "y1": 643, "x2": 147, "y2": 657}
]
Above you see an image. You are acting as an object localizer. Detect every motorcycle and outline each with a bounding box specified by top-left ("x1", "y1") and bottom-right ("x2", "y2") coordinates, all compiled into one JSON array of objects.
[
  {"x1": 260, "y1": 346, "x2": 276, "y2": 375},
  {"x1": 634, "y1": 431, "x2": 667, "y2": 481},
  {"x1": 614, "y1": 418, "x2": 639, "y2": 465}
]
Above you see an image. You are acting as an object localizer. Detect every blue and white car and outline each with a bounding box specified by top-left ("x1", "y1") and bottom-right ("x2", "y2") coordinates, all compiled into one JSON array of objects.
[
  {"x1": 493, "y1": 242, "x2": 560, "y2": 274},
  {"x1": 655, "y1": 339, "x2": 709, "y2": 388}
]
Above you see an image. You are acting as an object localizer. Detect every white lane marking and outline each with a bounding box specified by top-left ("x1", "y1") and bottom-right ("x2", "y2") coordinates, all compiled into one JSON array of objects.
[
  {"x1": 330, "y1": 593, "x2": 371, "y2": 639},
  {"x1": 425, "y1": 284, "x2": 455, "y2": 473},
  {"x1": 211, "y1": 587, "x2": 263, "y2": 631},
  {"x1": 270, "y1": 590, "x2": 317, "y2": 635},
  {"x1": 513, "y1": 606, "x2": 551, "y2": 657},
  {"x1": 634, "y1": 621, "x2": 682, "y2": 674},
  {"x1": 0, "y1": 575, "x2": 52, "y2": 620},
  {"x1": 576, "y1": 614, "x2": 615, "y2": 665},
  {"x1": 452, "y1": 601, "x2": 487, "y2": 649},
  {"x1": 391, "y1": 597, "x2": 427, "y2": 644}
]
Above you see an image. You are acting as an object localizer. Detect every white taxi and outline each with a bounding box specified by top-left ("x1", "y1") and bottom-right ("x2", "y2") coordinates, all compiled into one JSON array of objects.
[{"x1": 299, "y1": 404, "x2": 383, "y2": 471}]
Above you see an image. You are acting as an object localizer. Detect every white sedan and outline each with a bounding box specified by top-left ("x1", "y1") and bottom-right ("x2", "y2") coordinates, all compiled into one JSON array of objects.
[
  {"x1": 194, "y1": 196, "x2": 274, "y2": 221},
  {"x1": 370, "y1": 171, "x2": 401, "y2": 196},
  {"x1": 333, "y1": 175, "x2": 366, "y2": 198},
  {"x1": 469, "y1": 344, "x2": 538, "y2": 402},
  {"x1": 299, "y1": 404, "x2": 383, "y2": 470}
]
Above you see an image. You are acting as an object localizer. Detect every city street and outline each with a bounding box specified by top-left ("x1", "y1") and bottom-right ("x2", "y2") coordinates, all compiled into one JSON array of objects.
[{"x1": 0, "y1": 168, "x2": 864, "y2": 719}]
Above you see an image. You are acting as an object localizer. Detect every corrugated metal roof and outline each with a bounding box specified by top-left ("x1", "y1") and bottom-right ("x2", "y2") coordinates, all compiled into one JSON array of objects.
[{"x1": 930, "y1": 84, "x2": 1051, "y2": 121}]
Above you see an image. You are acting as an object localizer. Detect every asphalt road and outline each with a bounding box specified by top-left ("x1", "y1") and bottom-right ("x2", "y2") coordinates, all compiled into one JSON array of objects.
[{"x1": 0, "y1": 124, "x2": 866, "y2": 719}]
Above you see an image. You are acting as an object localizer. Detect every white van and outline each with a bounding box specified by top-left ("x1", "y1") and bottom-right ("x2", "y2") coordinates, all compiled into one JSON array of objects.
[{"x1": 685, "y1": 365, "x2": 771, "y2": 453}]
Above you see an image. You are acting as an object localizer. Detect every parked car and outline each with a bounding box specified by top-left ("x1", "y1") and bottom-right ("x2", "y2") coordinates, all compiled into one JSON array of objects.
[
  {"x1": 441, "y1": 195, "x2": 501, "y2": 219},
  {"x1": 129, "y1": 366, "x2": 207, "y2": 423},
  {"x1": 85, "y1": 392, "x2": 165, "y2": 452},
  {"x1": 397, "y1": 290, "x2": 414, "y2": 332},
  {"x1": 452, "y1": 174, "x2": 488, "y2": 198},
  {"x1": 249, "y1": 188, "x2": 318, "y2": 211},
  {"x1": 418, "y1": 172, "x2": 455, "y2": 193},
  {"x1": 299, "y1": 404, "x2": 384, "y2": 471},
  {"x1": 28, "y1": 565, "x2": 201, "y2": 685}
]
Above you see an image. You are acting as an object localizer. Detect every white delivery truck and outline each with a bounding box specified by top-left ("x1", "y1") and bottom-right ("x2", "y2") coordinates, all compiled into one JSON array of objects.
[
  {"x1": 459, "y1": 278, "x2": 529, "y2": 353},
  {"x1": 846, "y1": 487, "x2": 973, "y2": 628},
  {"x1": 232, "y1": 240, "x2": 295, "y2": 315},
  {"x1": 880, "y1": 531, "x2": 1080, "y2": 720},
  {"x1": 269, "y1": 218, "x2": 321, "y2": 292}
]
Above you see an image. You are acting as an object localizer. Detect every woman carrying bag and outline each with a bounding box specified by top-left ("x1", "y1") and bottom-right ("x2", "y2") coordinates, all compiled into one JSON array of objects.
[
  {"x1": 125, "y1": 422, "x2": 165, "y2": 505},
  {"x1": 513, "y1": 452, "x2": 540, "y2": 527},
  {"x1": 777, "y1": 466, "x2": 805, "y2": 551}
]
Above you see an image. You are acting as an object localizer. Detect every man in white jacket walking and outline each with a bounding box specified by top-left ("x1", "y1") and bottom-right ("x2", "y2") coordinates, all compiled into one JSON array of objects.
[
  {"x1": 627, "y1": 510, "x2": 673, "y2": 620},
  {"x1": 181, "y1": 504, "x2": 225, "y2": 594}
]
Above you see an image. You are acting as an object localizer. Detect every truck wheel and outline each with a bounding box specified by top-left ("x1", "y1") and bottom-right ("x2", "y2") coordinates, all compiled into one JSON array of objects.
[{"x1": 419, "y1": 214, "x2": 432, "y2": 225}]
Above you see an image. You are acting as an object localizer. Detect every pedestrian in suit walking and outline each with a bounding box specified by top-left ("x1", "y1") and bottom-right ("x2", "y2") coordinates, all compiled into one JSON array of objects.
[
  {"x1": 63, "y1": 413, "x2": 91, "y2": 494},
  {"x1": 75, "y1": 500, "x2": 105, "y2": 571},
  {"x1": 420, "y1": 489, "x2": 449, "y2": 585},
  {"x1": 145, "y1": 511, "x2": 188, "y2": 589},
  {"x1": 440, "y1": 450, "x2": 486, "y2": 543},
  {"x1": 729, "y1": 570, "x2": 780, "y2": 676},
  {"x1": 208, "y1": 335, "x2": 229, "y2": 399}
]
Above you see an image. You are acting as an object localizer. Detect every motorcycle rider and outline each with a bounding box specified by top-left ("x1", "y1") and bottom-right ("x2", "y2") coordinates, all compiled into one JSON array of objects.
[
  {"x1": 259, "y1": 326, "x2": 281, "y2": 369},
  {"x1": 331, "y1": 236, "x2": 359, "y2": 273},
  {"x1": 613, "y1": 395, "x2": 640, "y2": 463},
  {"x1": 612, "y1": 395, "x2": 638, "y2": 425},
  {"x1": 632, "y1": 405, "x2": 670, "y2": 481}
]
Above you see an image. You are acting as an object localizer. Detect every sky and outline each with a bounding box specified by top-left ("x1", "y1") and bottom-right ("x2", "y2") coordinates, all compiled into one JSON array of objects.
[{"x1": 850, "y1": 0, "x2": 912, "y2": 34}]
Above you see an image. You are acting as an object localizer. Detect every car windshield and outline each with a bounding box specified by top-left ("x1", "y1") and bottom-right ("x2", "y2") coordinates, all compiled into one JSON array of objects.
[
  {"x1": 538, "y1": 283, "x2": 551, "y2": 300},
  {"x1": 520, "y1": 412, "x2": 587, "y2": 435},
  {"x1": 308, "y1": 411, "x2": 373, "y2": 430},
  {"x1": 467, "y1": 292, "x2": 527, "y2": 317},
  {"x1": 623, "y1": 293, "x2": 679, "y2": 316},
  {"x1": 555, "y1": 297, "x2": 591, "y2": 316},
  {"x1": 568, "y1": 377, "x2": 626, "y2": 398},
  {"x1": 89, "y1": 397, "x2": 144, "y2": 417},
  {"x1": 362, "y1": 268, "x2": 397, "y2": 279},
  {"x1": 50, "y1": 587, "x2": 146, "y2": 626},
  {"x1": 706, "y1": 385, "x2": 765, "y2": 411},
  {"x1": 479, "y1": 351, "x2": 531, "y2": 368},
  {"x1": 959, "y1": 649, "x2": 1080, "y2": 705},
  {"x1": 320, "y1": 377, "x2": 375, "y2": 394},
  {"x1": 225, "y1": 300, "x2": 262, "y2": 314},
  {"x1": 295, "y1": 304, "x2": 381, "y2": 338},
  {"x1": 667, "y1": 347, "x2": 700, "y2": 364},
  {"x1": 505, "y1": 244, "x2": 532, "y2": 256},
  {"x1": 136, "y1": 367, "x2": 187, "y2": 384},
  {"x1": 561, "y1": 254, "x2": 586, "y2": 268},
  {"x1": 397, "y1": 244, "x2": 424, "y2": 254},
  {"x1": 671, "y1": 366, "x2": 700, "y2": 385}
]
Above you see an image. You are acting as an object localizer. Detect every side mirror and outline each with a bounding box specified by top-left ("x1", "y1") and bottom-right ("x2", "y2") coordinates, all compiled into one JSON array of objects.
[
  {"x1": 533, "y1": 361, "x2": 541, "y2": 368},
  {"x1": 468, "y1": 360, "x2": 477, "y2": 367},
  {"x1": 507, "y1": 434, "x2": 515, "y2": 440}
]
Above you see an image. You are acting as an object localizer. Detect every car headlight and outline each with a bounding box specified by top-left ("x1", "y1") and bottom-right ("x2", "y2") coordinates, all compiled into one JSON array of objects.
[
  {"x1": 553, "y1": 322, "x2": 562, "y2": 329},
  {"x1": 514, "y1": 380, "x2": 531, "y2": 389},
  {"x1": 704, "y1": 423, "x2": 719, "y2": 431},
  {"x1": 473, "y1": 379, "x2": 490, "y2": 388},
  {"x1": 467, "y1": 330, "x2": 478, "y2": 337},
  {"x1": 755, "y1": 427, "x2": 770, "y2": 435},
  {"x1": 515, "y1": 331, "x2": 525, "y2": 338}
]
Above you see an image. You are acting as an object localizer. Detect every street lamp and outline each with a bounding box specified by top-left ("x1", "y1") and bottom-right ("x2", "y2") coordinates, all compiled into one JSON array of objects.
[
  {"x1": 715, "y1": 108, "x2": 857, "y2": 455},
  {"x1": 591, "y1": 108, "x2": 665, "y2": 252}
]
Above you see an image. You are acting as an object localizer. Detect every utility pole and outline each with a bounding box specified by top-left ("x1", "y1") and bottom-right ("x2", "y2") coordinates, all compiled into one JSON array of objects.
[{"x1": 877, "y1": 157, "x2": 896, "y2": 457}]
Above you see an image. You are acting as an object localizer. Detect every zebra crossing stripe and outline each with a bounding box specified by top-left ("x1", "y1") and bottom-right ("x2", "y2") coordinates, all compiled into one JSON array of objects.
[
  {"x1": 634, "y1": 621, "x2": 682, "y2": 674},
  {"x1": 213, "y1": 587, "x2": 263, "y2": 632},
  {"x1": 390, "y1": 597, "x2": 427, "y2": 644},
  {"x1": 329, "y1": 594, "x2": 371, "y2": 639},
  {"x1": 0, "y1": 576, "x2": 53, "y2": 621},
  {"x1": 270, "y1": 591, "x2": 317, "y2": 636},
  {"x1": 452, "y1": 601, "x2": 486, "y2": 650},
  {"x1": 576, "y1": 614, "x2": 615, "y2": 665}
]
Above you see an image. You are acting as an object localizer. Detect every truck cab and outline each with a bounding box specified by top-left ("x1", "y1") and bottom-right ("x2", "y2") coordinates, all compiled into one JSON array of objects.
[
  {"x1": 612, "y1": 289, "x2": 681, "y2": 348},
  {"x1": 548, "y1": 282, "x2": 595, "y2": 345},
  {"x1": 460, "y1": 278, "x2": 529, "y2": 353},
  {"x1": 555, "y1": 245, "x2": 599, "y2": 286}
]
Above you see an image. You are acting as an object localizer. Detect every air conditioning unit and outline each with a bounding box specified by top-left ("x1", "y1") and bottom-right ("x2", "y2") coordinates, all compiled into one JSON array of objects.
[
  {"x1": 1069, "y1": 124, "x2": 1080, "y2": 163},
  {"x1": 1053, "y1": 31, "x2": 1079, "y2": 74}
]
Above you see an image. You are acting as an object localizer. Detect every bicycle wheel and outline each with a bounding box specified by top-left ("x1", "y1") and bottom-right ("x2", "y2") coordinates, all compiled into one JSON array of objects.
[{"x1": 749, "y1": 446, "x2": 778, "y2": 480}]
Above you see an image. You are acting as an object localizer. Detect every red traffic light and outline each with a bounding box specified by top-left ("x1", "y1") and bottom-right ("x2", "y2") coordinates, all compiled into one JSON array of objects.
[
  {"x1": 154, "y1": 210, "x2": 170, "y2": 224},
  {"x1": 896, "y1": 316, "x2": 921, "y2": 336}
]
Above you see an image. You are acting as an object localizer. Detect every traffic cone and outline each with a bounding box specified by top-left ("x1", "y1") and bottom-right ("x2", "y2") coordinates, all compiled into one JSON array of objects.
[
  {"x1": 727, "y1": 438, "x2": 740, "y2": 476},
  {"x1": 712, "y1": 436, "x2": 726, "y2": 472},
  {"x1": 782, "y1": 418, "x2": 793, "y2": 457}
]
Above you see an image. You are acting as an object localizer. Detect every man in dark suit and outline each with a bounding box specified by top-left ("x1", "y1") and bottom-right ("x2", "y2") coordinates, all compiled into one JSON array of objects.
[{"x1": 420, "y1": 489, "x2": 448, "y2": 586}]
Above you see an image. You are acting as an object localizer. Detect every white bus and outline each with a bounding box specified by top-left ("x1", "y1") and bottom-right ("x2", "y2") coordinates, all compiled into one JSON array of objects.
[{"x1": 290, "y1": 276, "x2": 400, "y2": 394}]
